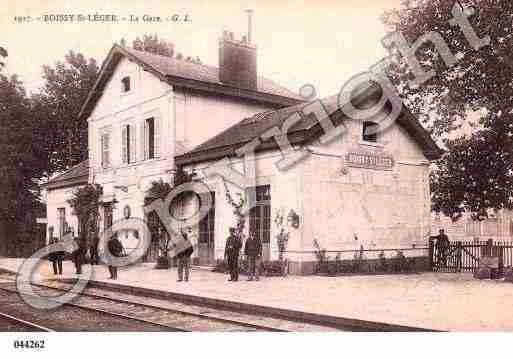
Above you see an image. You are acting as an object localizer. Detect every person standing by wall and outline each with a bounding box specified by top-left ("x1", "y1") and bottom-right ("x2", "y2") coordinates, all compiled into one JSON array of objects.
[
  {"x1": 225, "y1": 227, "x2": 242, "y2": 282},
  {"x1": 436, "y1": 229, "x2": 450, "y2": 266},
  {"x1": 72, "y1": 230, "x2": 85, "y2": 275},
  {"x1": 176, "y1": 229, "x2": 194, "y2": 282},
  {"x1": 244, "y1": 232, "x2": 262, "y2": 281}
]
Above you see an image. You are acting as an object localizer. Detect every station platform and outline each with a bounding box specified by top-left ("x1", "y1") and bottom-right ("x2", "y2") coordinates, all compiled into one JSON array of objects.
[{"x1": 1, "y1": 257, "x2": 512, "y2": 331}]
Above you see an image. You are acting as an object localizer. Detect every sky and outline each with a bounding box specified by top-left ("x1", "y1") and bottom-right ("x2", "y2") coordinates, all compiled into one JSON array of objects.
[{"x1": 1, "y1": 0, "x2": 402, "y2": 97}]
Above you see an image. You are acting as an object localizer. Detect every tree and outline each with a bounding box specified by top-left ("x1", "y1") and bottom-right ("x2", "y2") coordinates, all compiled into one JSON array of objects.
[
  {"x1": 224, "y1": 181, "x2": 246, "y2": 241},
  {"x1": 132, "y1": 34, "x2": 175, "y2": 58},
  {"x1": 0, "y1": 73, "x2": 45, "y2": 254},
  {"x1": 36, "y1": 51, "x2": 98, "y2": 175},
  {"x1": 67, "y1": 184, "x2": 104, "y2": 245},
  {"x1": 381, "y1": 0, "x2": 513, "y2": 219},
  {"x1": 144, "y1": 169, "x2": 197, "y2": 266},
  {"x1": 121, "y1": 34, "x2": 202, "y2": 63},
  {"x1": 0, "y1": 46, "x2": 7, "y2": 69}
]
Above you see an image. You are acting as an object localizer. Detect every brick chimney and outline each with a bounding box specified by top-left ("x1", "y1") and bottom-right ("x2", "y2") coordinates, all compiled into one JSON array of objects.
[{"x1": 218, "y1": 30, "x2": 257, "y2": 90}]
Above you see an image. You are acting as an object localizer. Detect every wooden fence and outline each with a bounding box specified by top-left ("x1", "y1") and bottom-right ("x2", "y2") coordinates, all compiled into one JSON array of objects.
[{"x1": 429, "y1": 238, "x2": 513, "y2": 273}]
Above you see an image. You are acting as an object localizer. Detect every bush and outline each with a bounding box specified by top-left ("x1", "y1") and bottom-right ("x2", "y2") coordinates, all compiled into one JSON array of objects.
[
  {"x1": 392, "y1": 250, "x2": 408, "y2": 272},
  {"x1": 212, "y1": 259, "x2": 229, "y2": 273},
  {"x1": 211, "y1": 258, "x2": 287, "y2": 276},
  {"x1": 316, "y1": 248, "x2": 418, "y2": 275},
  {"x1": 155, "y1": 256, "x2": 170, "y2": 269},
  {"x1": 351, "y1": 245, "x2": 365, "y2": 273},
  {"x1": 378, "y1": 251, "x2": 388, "y2": 272}
]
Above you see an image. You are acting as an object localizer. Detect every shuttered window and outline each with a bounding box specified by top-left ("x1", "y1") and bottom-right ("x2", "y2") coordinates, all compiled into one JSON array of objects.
[
  {"x1": 122, "y1": 125, "x2": 128, "y2": 164},
  {"x1": 144, "y1": 117, "x2": 160, "y2": 160},
  {"x1": 147, "y1": 118, "x2": 155, "y2": 159},
  {"x1": 122, "y1": 124, "x2": 137, "y2": 164},
  {"x1": 130, "y1": 124, "x2": 136, "y2": 163}
]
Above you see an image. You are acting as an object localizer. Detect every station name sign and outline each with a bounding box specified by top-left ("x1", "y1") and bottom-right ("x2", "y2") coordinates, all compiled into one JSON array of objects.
[{"x1": 345, "y1": 150, "x2": 394, "y2": 170}]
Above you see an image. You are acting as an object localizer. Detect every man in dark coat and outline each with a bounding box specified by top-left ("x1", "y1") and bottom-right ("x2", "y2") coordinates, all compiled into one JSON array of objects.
[
  {"x1": 225, "y1": 227, "x2": 242, "y2": 281},
  {"x1": 47, "y1": 226, "x2": 64, "y2": 276},
  {"x1": 72, "y1": 230, "x2": 85, "y2": 275},
  {"x1": 90, "y1": 235, "x2": 100, "y2": 265},
  {"x1": 436, "y1": 229, "x2": 450, "y2": 266},
  {"x1": 244, "y1": 232, "x2": 262, "y2": 281},
  {"x1": 176, "y1": 230, "x2": 194, "y2": 282},
  {"x1": 107, "y1": 233, "x2": 124, "y2": 280}
]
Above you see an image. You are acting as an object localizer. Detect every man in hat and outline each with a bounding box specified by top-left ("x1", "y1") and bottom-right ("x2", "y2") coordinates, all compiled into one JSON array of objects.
[
  {"x1": 107, "y1": 233, "x2": 124, "y2": 280},
  {"x1": 244, "y1": 232, "x2": 262, "y2": 281},
  {"x1": 176, "y1": 229, "x2": 194, "y2": 282},
  {"x1": 224, "y1": 227, "x2": 242, "y2": 281}
]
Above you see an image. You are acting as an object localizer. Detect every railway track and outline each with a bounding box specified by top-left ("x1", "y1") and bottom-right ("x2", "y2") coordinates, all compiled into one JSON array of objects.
[
  {"x1": 0, "y1": 310, "x2": 54, "y2": 332},
  {"x1": 0, "y1": 275, "x2": 287, "y2": 332},
  {"x1": 0, "y1": 271, "x2": 433, "y2": 332}
]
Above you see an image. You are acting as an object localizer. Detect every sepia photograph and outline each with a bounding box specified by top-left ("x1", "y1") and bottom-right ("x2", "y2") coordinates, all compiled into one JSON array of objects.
[{"x1": 1, "y1": 0, "x2": 512, "y2": 356}]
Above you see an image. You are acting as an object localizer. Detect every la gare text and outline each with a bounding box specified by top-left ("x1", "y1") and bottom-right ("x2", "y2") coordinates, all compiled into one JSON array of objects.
[{"x1": 38, "y1": 14, "x2": 190, "y2": 23}]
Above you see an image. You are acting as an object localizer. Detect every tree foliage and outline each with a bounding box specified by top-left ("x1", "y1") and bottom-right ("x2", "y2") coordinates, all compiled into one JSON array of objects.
[
  {"x1": 144, "y1": 169, "x2": 197, "y2": 257},
  {"x1": 36, "y1": 51, "x2": 98, "y2": 174},
  {"x1": 0, "y1": 74, "x2": 41, "y2": 224},
  {"x1": 67, "y1": 184, "x2": 104, "y2": 244},
  {"x1": 0, "y1": 46, "x2": 7, "y2": 68},
  {"x1": 382, "y1": 0, "x2": 513, "y2": 219},
  {"x1": 119, "y1": 34, "x2": 202, "y2": 64}
]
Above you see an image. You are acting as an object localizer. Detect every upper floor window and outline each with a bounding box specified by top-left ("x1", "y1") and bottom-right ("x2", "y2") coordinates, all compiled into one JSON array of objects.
[
  {"x1": 121, "y1": 76, "x2": 131, "y2": 93},
  {"x1": 100, "y1": 132, "x2": 110, "y2": 168},
  {"x1": 122, "y1": 124, "x2": 136, "y2": 164},
  {"x1": 143, "y1": 117, "x2": 160, "y2": 160},
  {"x1": 362, "y1": 121, "x2": 378, "y2": 142}
]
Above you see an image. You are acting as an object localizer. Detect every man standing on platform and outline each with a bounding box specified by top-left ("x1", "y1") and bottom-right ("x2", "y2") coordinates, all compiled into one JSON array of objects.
[
  {"x1": 176, "y1": 229, "x2": 194, "y2": 282},
  {"x1": 244, "y1": 232, "x2": 262, "y2": 281},
  {"x1": 436, "y1": 228, "x2": 450, "y2": 266},
  {"x1": 225, "y1": 227, "x2": 242, "y2": 282},
  {"x1": 107, "y1": 233, "x2": 124, "y2": 280}
]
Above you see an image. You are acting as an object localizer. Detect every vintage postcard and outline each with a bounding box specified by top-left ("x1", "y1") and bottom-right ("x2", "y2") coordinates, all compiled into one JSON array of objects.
[{"x1": 0, "y1": 0, "x2": 512, "y2": 356}]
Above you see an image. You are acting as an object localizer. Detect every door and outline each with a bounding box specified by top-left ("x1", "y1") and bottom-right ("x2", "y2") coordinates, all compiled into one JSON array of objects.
[
  {"x1": 198, "y1": 192, "x2": 215, "y2": 265},
  {"x1": 249, "y1": 185, "x2": 271, "y2": 261},
  {"x1": 58, "y1": 208, "x2": 66, "y2": 239}
]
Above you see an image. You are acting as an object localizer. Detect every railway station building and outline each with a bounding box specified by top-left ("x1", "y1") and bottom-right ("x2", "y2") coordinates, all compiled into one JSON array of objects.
[{"x1": 41, "y1": 31, "x2": 442, "y2": 274}]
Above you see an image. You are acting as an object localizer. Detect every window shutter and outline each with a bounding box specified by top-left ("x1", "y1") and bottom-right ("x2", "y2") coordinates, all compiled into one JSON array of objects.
[
  {"x1": 130, "y1": 124, "x2": 136, "y2": 163},
  {"x1": 121, "y1": 125, "x2": 128, "y2": 164},
  {"x1": 100, "y1": 135, "x2": 104, "y2": 168},
  {"x1": 105, "y1": 133, "x2": 110, "y2": 167},
  {"x1": 140, "y1": 122, "x2": 147, "y2": 161},
  {"x1": 103, "y1": 133, "x2": 110, "y2": 168},
  {"x1": 155, "y1": 117, "x2": 161, "y2": 158}
]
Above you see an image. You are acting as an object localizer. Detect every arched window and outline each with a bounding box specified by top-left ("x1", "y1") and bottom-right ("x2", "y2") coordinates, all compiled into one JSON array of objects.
[{"x1": 121, "y1": 76, "x2": 131, "y2": 92}]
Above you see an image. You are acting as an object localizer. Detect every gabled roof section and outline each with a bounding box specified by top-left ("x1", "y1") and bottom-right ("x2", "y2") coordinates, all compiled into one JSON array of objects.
[
  {"x1": 78, "y1": 45, "x2": 304, "y2": 121},
  {"x1": 176, "y1": 85, "x2": 443, "y2": 166},
  {"x1": 41, "y1": 160, "x2": 89, "y2": 191}
]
